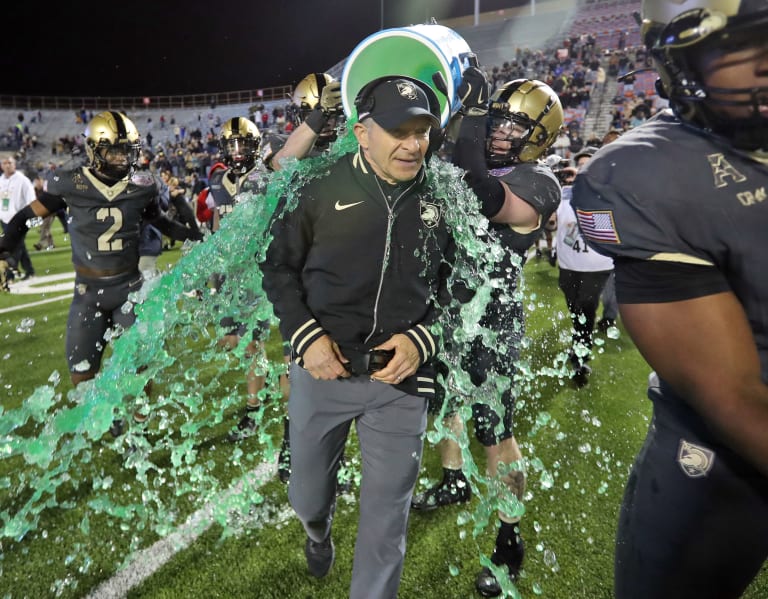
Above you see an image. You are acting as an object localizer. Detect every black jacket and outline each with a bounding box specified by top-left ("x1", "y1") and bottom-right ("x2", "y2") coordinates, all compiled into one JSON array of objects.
[{"x1": 260, "y1": 149, "x2": 454, "y2": 399}]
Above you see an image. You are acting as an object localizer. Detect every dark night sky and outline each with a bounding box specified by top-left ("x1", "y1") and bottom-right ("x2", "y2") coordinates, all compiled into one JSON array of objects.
[{"x1": 8, "y1": 0, "x2": 524, "y2": 97}]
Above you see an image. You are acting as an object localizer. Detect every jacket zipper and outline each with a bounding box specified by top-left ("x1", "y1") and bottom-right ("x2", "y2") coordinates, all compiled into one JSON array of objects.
[{"x1": 366, "y1": 176, "x2": 417, "y2": 343}]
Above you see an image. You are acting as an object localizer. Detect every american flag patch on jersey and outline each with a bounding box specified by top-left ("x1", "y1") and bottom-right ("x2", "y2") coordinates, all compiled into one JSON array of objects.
[{"x1": 575, "y1": 209, "x2": 620, "y2": 244}]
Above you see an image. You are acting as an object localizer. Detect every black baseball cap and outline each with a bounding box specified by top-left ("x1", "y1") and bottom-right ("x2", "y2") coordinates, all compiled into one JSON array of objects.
[
  {"x1": 358, "y1": 78, "x2": 440, "y2": 130},
  {"x1": 574, "y1": 145, "x2": 599, "y2": 162}
]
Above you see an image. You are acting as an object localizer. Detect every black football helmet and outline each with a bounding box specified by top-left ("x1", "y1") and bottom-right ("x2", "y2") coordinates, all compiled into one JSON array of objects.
[
  {"x1": 290, "y1": 72, "x2": 343, "y2": 148},
  {"x1": 642, "y1": 0, "x2": 768, "y2": 150},
  {"x1": 84, "y1": 111, "x2": 142, "y2": 181},
  {"x1": 485, "y1": 79, "x2": 564, "y2": 166},
  {"x1": 219, "y1": 117, "x2": 261, "y2": 174}
]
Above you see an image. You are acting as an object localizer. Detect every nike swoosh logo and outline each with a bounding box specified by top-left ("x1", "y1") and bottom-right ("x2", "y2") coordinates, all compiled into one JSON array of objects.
[{"x1": 334, "y1": 200, "x2": 364, "y2": 211}]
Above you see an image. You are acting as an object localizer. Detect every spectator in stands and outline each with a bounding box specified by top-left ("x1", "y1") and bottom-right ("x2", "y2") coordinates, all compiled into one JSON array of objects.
[
  {"x1": 596, "y1": 63, "x2": 607, "y2": 91},
  {"x1": 552, "y1": 127, "x2": 571, "y2": 158},
  {"x1": 567, "y1": 122, "x2": 585, "y2": 154}
]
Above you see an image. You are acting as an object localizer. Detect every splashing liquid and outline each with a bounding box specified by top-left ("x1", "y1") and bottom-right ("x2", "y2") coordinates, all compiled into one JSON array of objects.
[{"x1": 0, "y1": 124, "x2": 562, "y2": 595}]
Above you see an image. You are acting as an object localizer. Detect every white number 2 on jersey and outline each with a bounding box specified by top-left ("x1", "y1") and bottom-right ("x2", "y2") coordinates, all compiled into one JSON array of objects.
[{"x1": 96, "y1": 206, "x2": 124, "y2": 251}]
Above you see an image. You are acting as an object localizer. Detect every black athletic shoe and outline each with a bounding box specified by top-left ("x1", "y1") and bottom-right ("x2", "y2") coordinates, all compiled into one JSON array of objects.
[
  {"x1": 596, "y1": 318, "x2": 616, "y2": 333},
  {"x1": 411, "y1": 473, "x2": 471, "y2": 511},
  {"x1": 109, "y1": 419, "x2": 126, "y2": 438},
  {"x1": 277, "y1": 435, "x2": 291, "y2": 483},
  {"x1": 227, "y1": 413, "x2": 257, "y2": 442},
  {"x1": 475, "y1": 538, "x2": 525, "y2": 597},
  {"x1": 572, "y1": 364, "x2": 592, "y2": 388},
  {"x1": 305, "y1": 536, "x2": 334, "y2": 578}
]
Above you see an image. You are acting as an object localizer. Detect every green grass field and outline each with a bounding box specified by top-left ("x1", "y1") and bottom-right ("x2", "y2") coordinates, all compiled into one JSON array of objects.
[{"x1": 1, "y1": 222, "x2": 766, "y2": 599}]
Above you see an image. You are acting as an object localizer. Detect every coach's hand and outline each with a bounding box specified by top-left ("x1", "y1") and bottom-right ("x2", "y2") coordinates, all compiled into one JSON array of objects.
[{"x1": 303, "y1": 335, "x2": 350, "y2": 380}]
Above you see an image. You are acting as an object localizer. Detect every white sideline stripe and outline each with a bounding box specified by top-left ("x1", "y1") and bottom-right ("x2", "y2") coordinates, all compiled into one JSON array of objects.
[
  {"x1": 86, "y1": 461, "x2": 276, "y2": 599},
  {"x1": 9, "y1": 272, "x2": 75, "y2": 295},
  {"x1": 0, "y1": 272, "x2": 74, "y2": 313},
  {"x1": 0, "y1": 294, "x2": 71, "y2": 314}
]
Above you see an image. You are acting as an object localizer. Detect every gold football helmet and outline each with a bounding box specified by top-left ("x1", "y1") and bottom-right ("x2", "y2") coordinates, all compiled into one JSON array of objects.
[
  {"x1": 641, "y1": 0, "x2": 768, "y2": 150},
  {"x1": 486, "y1": 79, "x2": 564, "y2": 165},
  {"x1": 219, "y1": 117, "x2": 260, "y2": 174},
  {"x1": 84, "y1": 111, "x2": 141, "y2": 181},
  {"x1": 290, "y1": 72, "x2": 343, "y2": 147},
  {"x1": 291, "y1": 73, "x2": 336, "y2": 116}
]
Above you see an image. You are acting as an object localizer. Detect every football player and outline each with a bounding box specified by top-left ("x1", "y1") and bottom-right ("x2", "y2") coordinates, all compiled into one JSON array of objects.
[
  {"x1": 196, "y1": 116, "x2": 263, "y2": 232},
  {"x1": 194, "y1": 117, "x2": 281, "y2": 443},
  {"x1": 412, "y1": 72, "x2": 563, "y2": 598},
  {"x1": 0, "y1": 111, "x2": 201, "y2": 391},
  {"x1": 261, "y1": 72, "x2": 344, "y2": 172},
  {"x1": 259, "y1": 73, "x2": 350, "y2": 487},
  {"x1": 571, "y1": 0, "x2": 768, "y2": 597}
]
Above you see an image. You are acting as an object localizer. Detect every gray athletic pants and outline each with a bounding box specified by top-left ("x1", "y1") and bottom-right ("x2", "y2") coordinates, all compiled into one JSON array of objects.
[{"x1": 288, "y1": 363, "x2": 428, "y2": 599}]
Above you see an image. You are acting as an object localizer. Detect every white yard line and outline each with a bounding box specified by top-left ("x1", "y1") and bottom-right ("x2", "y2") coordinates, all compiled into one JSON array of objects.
[
  {"x1": 0, "y1": 294, "x2": 71, "y2": 314},
  {"x1": 0, "y1": 273, "x2": 74, "y2": 314},
  {"x1": 6, "y1": 269, "x2": 281, "y2": 597},
  {"x1": 86, "y1": 461, "x2": 277, "y2": 599},
  {"x1": 8, "y1": 272, "x2": 75, "y2": 294}
]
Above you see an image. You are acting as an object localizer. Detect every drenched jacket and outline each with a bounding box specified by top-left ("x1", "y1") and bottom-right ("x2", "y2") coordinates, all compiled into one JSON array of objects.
[{"x1": 260, "y1": 149, "x2": 454, "y2": 399}]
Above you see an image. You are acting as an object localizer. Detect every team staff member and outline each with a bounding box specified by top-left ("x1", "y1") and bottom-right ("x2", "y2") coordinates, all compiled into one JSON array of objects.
[
  {"x1": 0, "y1": 154, "x2": 37, "y2": 281},
  {"x1": 572, "y1": 0, "x2": 768, "y2": 597},
  {"x1": 260, "y1": 76, "x2": 452, "y2": 599},
  {"x1": 0, "y1": 111, "x2": 201, "y2": 389},
  {"x1": 412, "y1": 68, "x2": 563, "y2": 597}
]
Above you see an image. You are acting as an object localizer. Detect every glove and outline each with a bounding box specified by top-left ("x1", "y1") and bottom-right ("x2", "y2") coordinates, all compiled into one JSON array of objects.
[
  {"x1": 456, "y1": 66, "x2": 490, "y2": 116},
  {"x1": 320, "y1": 81, "x2": 343, "y2": 116}
]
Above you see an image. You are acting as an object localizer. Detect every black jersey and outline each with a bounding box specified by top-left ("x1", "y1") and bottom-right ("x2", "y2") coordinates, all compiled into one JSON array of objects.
[
  {"x1": 260, "y1": 132, "x2": 289, "y2": 169},
  {"x1": 261, "y1": 131, "x2": 324, "y2": 171},
  {"x1": 206, "y1": 165, "x2": 266, "y2": 218},
  {"x1": 45, "y1": 168, "x2": 161, "y2": 273},
  {"x1": 571, "y1": 109, "x2": 768, "y2": 377},
  {"x1": 487, "y1": 160, "x2": 561, "y2": 263}
]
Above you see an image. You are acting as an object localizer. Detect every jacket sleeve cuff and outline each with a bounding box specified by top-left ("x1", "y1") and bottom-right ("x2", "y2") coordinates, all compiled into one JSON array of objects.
[
  {"x1": 404, "y1": 324, "x2": 437, "y2": 364},
  {"x1": 289, "y1": 318, "x2": 326, "y2": 358}
]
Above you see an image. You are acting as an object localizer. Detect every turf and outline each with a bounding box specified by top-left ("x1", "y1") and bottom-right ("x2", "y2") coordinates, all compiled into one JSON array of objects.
[{"x1": 1, "y1": 224, "x2": 766, "y2": 598}]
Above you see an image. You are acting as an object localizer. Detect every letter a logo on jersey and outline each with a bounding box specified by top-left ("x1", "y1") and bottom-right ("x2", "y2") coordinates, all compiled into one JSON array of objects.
[
  {"x1": 707, "y1": 153, "x2": 746, "y2": 188},
  {"x1": 677, "y1": 439, "x2": 715, "y2": 478}
]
